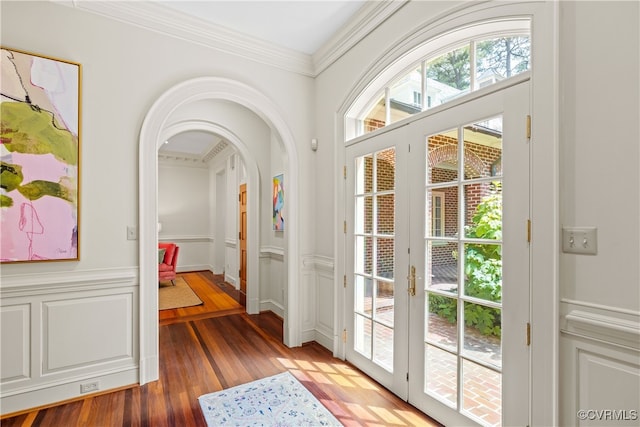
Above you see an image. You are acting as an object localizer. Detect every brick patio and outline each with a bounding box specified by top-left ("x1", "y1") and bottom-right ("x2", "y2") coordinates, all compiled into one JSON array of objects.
[{"x1": 357, "y1": 287, "x2": 502, "y2": 426}]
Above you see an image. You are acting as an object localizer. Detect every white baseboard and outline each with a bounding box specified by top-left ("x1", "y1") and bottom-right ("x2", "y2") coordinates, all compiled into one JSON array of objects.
[
  {"x1": 176, "y1": 264, "x2": 211, "y2": 273},
  {"x1": 260, "y1": 299, "x2": 284, "y2": 318},
  {"x1": 1, "y1": 368, "x2": 138, "y2": 416},
  {"x1": 299, "y1": 327, "x2": 333, "y2": 353},
  {"x1": 224, "y1": 274, "x2": 237, "y2": 286}
]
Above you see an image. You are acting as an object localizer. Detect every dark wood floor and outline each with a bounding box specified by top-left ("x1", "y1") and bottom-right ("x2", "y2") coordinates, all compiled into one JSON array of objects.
[{"x1": 2, "y1": 272, "x2": 441, "y2": 426}]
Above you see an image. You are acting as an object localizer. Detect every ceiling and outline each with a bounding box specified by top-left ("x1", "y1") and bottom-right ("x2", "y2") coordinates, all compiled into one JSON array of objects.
[
  {"x1": 155, "y1": 0, "x2": 367, "y2": 160},
  {"x1": 159, "y1": 1, "x2": 367, "y2": 55}
]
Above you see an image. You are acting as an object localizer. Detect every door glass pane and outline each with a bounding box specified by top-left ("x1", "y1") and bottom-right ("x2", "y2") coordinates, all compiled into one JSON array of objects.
[
  {"x1": 462, "y1": 301, "x2": 502, "y2": 369},
  {"x1": 427, "y1": 129, "x2": 459, "y2": 184},
  {"x1": 376, "y1": 238, "x2": 394, "y2": 279},
  {"x1": 426, "y1": 45, "x2": 470, "y2": 107},
  {"x1": 355, "y1": 236, "x2": 373, "y2": 275},
  {"x1": 425, "y1": 344, "x2": 458, "y2": 407},
  {"x1": 363, "y1": 95, "x2": 386, "y2": 135},
  {"x1": 376, "y1": 148, "x2": 396, "y2": 191},
  {"x1": 355, "y1": 315, "x2": 372, "y2": 359},
  {"x1": 376, "y1": 194, "x2": 394, "y2": 234},
  {"x1": 373, "y1": 322, "x2": 393, "y2": 372},
  {"x1": 427, "y1": 294, "x2": 457, "y2": 352},
  {"x1": 463, "y1": 117, "x2": 502, "y2": 179},
  {"x1": 355, "y1": 195, "x2": 373, "y2": 234},
  {"x1": 476, "y1": 36, "x2": 530, "y2": 85},
  {"x1": 427, "y1": 186, "x2": 458, "y2": 238},
  {"x1": 355, "y1": 154, "x2": 374, "y2": 194},
  {"x1": 463, "y1": 243, "x2": 502, "y2": 303},
  {"x1": 389, "y1": 66, "x2": 423, "y2": 124},
  {"x1": 375, "y1": 279, "x2": 394, "y2": 326},
  {"x1": 355, "y1": 275, "x2": 373, "y2": 316},
  {"x1": 426, "y1": 241, "x2": 458, "y2": 295},
  {"x1": 464, "y1": 182, "x2": 502, "y2": 235},
  {"x1": 462, "y1": 359, "x2": 502, "y2": 426}
]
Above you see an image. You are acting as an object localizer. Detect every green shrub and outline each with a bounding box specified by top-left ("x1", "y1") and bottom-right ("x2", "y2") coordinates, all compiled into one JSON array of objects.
[{"x1": 429, "y1": 182, "x2": 503, "y2": 337}]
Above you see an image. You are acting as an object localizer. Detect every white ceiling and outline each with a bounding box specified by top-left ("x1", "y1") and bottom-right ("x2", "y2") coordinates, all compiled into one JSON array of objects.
[
  {"x1": 155, "y1": 0, "x2": 367, "y2": 159},
  {"x1": 159, "y1": 1, "x2": 367, "y2": 55}
]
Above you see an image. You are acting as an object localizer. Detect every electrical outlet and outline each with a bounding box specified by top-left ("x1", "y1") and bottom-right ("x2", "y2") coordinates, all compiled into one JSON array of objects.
[
  {"x1": 80, "y1": 381, "x2": 100, "y2": 394},
  {"x1": 127, "y1": 226, "x2": 137, "y2": 240},
  {"x1": 562, "y1": 226, "x2": 597, "y2": 255}
]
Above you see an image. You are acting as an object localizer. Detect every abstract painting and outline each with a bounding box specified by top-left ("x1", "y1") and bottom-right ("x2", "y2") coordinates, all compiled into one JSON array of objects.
[
  {"x1": 273, "y1": 174, "x2": 284, "y2": 231},
  {"x1": 1, "y1": 47, "x2": 81, "y2": 262}
]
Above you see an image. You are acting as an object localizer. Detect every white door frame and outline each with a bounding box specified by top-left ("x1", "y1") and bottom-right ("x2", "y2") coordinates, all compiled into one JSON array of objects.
[
  {"x1": 139, "y1": 77, "x2": 301, "y2": 385},
  {"x1": 335, "y1": 2, "x2": 558, "y2": 425}
]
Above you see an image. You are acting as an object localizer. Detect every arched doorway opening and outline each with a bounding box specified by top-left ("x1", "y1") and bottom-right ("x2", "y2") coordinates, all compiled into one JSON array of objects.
[{"x1": 139, "y1": 77, "x2": 300, "y2": 384}]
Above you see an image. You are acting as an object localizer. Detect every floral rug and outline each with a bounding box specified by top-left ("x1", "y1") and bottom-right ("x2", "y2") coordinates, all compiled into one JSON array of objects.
[{"x1": 198, "y1": 371, "x2": 342, "y2": 426}]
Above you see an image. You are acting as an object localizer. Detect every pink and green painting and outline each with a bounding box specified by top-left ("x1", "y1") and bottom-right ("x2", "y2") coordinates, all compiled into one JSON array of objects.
[
  {"x1": 273, "y1": 174, "x2": 284, "y2": 231},
  {"x1": 1, "y1": 48, "x2": 80, "y2": 262}
]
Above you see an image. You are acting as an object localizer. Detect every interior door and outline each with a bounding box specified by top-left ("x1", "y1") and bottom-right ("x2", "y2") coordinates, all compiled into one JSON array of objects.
[
  {"x1": 345, "y1": 80, "x2": 531, "y2": 427},
  {"x1": 239, "y1": 183, "x2": 247, "y2": 306}
]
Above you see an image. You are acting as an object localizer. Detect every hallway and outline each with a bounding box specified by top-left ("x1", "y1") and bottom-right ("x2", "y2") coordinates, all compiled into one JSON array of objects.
[{"x1": 2, "y1": 273, "x2": 441, "y2": 426}]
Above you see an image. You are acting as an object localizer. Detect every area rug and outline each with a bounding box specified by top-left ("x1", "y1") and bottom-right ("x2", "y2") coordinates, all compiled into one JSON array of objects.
[
  {"x1": 198, "y1": 371, "x2": 342, "y2": 426},
  {"x1": 159, "y1": 277, "x2": 203, "y2": 310}
]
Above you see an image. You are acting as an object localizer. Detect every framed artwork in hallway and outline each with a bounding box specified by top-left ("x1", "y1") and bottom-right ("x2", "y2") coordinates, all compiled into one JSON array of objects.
[
  {"x1": 273, "y1": 173, "x2": 284, "y2": 231},
  {"x1": 0, "y1": 47, "x2": 81, "y2": 263}
]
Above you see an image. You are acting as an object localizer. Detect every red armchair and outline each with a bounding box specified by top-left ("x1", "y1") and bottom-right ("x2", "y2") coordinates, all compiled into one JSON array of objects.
[{"x1": 159, "y1": 242, "x2": 179, "y2": 285}]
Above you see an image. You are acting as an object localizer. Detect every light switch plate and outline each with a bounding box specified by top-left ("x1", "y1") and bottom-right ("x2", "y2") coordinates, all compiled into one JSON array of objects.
[{"x1": 562, "y1": 226, "x2": 597, "y2": 255}]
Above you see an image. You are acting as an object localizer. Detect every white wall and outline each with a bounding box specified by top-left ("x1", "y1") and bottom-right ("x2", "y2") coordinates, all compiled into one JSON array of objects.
[
  {"x1": 158, "y1": 161, "x2": 211, "y2": 272},
  {"x1": 558, "y1": 2, "x2": 640, "y2": 425},
  {"x1": 0, "y1": 0, "x2": 313, "y2": 414},
  {"x1": 260, "y1": 132, "x2": 287, "y2": 316},
  {"x1": 212, "y1": 166, "x2": 227, "y2": 274}
]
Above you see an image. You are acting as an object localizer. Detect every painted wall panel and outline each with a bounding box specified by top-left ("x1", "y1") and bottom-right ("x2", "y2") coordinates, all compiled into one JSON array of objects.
[
  {"x1": 44, "y1": 294, "x2": 133, "y2": 372},
  {"x1": 0, "y1": 304, "x2": 30, "y2": 382},
  {"x1": 560, "y1": 334, "x2": 640, "y2": 426}
]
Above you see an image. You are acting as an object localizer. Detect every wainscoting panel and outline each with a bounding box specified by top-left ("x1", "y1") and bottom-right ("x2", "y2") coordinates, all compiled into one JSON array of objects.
[
  {"x1": 314, "y1": 258, "x2": 335, "y2": 351},
  {"x1": 43, "y1": 293, "x2": 133, "y2": 373},
  {"x1": 0, "y1": 268, "x2": 139, "y2": 416},
  {"x1": 300, "y1": 255, "x2": 335, "y2": 351},
  {"x1": 0, "y1": 304, "x2": 30, "y2": 384},
  {"x1": 225, "y1": 238, "x2": 237, "y2": 285},
  {"x1": 560, "y1": 299, "x2": 640, "y2": 426},
  {"x1": 259, "y1": 247, "x2": 285, "y2": 317}
]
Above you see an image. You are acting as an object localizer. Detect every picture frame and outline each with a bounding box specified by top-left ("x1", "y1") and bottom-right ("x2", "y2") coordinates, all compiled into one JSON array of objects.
[
  {"x1": 1, "y1": 47, "x2": 81, "y2": 263},
  {"x1": 273, "y1": 174, "x2": 284, "y2": 231}
]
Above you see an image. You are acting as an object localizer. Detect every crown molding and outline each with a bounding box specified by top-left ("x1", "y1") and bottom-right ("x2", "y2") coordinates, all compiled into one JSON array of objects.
[
  {"x1": 312, "y1": 0, "x2": 408, "y2": 75},
  {"x1": 58, "y1": 0, "x2": 315, "y2": 76},
  {"x1": 202, "y1": 140, "x2": 229, "y2": 163},
  {"x1": 158, "y1": 150, "x2": 209, "y2": 167},
  {"x1": 54, "y1": 0, "x2": 404, "y2": 78}
]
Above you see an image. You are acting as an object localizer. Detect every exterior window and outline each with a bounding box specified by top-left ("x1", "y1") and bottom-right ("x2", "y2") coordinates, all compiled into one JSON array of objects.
[
  {"x1": 413, "y1": 91, "x2": 422, "y2": 106},
  {"x1": 350, "y1": 23, "x2": 530, "y2": 138},
  {"x1": 432, "y1": 192, "x2": 444, "y2": 237}
]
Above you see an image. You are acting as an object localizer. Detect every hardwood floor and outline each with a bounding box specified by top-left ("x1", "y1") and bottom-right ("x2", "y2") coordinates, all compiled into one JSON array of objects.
[
  {"x1": 2, "y1": 272, "x2": 441, "y2": 427},
  {"x1": 159, "y1": 271, "x2": 244, "y2": 326}
]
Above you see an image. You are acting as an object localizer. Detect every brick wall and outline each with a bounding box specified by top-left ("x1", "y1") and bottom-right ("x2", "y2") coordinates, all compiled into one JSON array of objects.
[{"x1": 355, "y1": 131, "x2": 501, "y2": 280}]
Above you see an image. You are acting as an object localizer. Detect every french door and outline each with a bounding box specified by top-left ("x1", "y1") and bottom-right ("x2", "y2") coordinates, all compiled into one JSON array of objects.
[{"x1": 345, "y1": 81, "x2": 531, "y2": 427}]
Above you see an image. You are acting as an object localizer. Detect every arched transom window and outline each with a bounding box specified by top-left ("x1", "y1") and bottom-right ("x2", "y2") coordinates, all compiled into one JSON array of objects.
[{"x1": 346, "y1": 19, "x2": 531, "y2": 139}]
